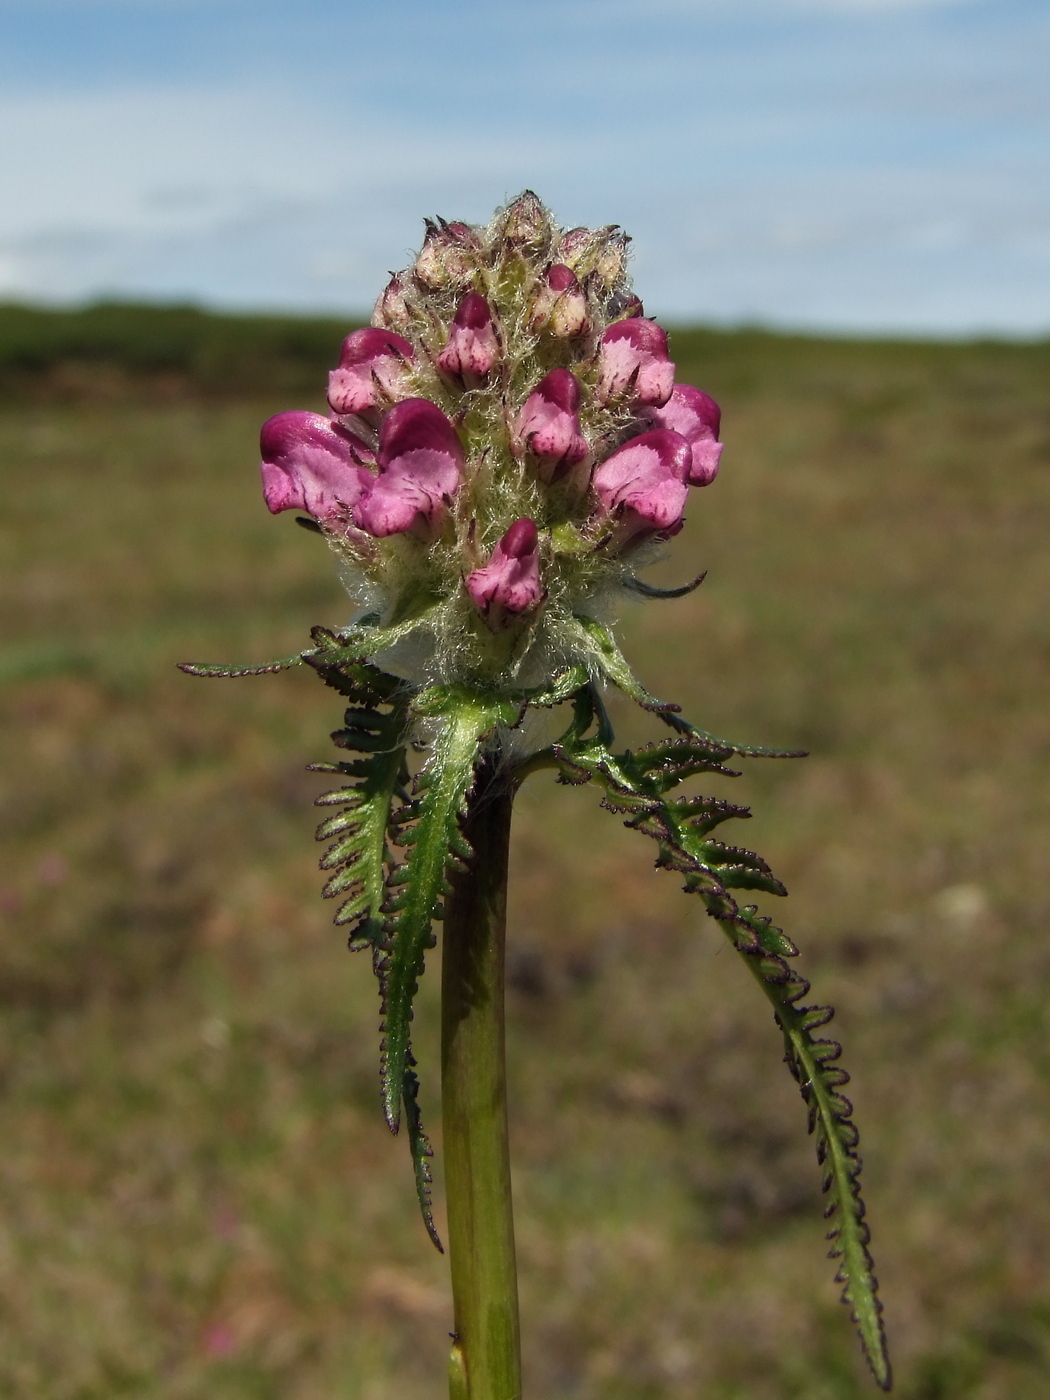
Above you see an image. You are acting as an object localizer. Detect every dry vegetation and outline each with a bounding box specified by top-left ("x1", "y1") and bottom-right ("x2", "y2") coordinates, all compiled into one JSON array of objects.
[{"x1": 1, "y1": 318, "x2": 1048, "y2": 1397}]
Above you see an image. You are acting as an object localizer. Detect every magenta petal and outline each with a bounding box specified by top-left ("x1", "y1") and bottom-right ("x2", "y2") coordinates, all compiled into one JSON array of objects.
[
  {"x1": 353, "y1": 398, "x2": 464, "y2": 538},
  {"x1": 516, "y1": 369, "x2": 588, "y2": 481},
  {"x1": 592, "y1": 429, "x2": 691, "y2": 541},
  {"x1": 437, "y1": 293, "x2": 500, "y2": 380},
  {"x1": 687, "y1": 439, "x2": 723, "y2": 487},
  {"x1": 353, "y1": 472, "x2": 435, "y2": 538},
  {"x1": 645, "y1": 384, "x2": 723, "y2": 485},
  {"x1": 465, "y1": 517, "x2": 544, "y2": 625},
  {"x1": 327, "y1": 328, "x2": 414, "y2": 416},
  {"x1": 597, "y1": 318, "x2": 675, "y2": 407},
  {"x1": 379, "y1": 397, "x2": 464, "y2": 479},
  {"x1": 260, "y1": 411, "x2": 375, "y2": 521}
]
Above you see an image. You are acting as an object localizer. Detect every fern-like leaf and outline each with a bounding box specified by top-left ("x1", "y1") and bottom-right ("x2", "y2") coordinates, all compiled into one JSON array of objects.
[
  {"x1": 554, "y1": 727, "x2": 892, "y2": 1390},
  {"x1": 379, "y1": 687, "x2": 520, "y2": 1133},
  {"x1": 403, "y1": 1059, "x2": 443, "y2": 1252},
  {"x1": 177, "y1": 655, "x2": 306, "y2": 677},
  {"x1": 308, "y1": 650, "x2": 410, "y2": 951}
]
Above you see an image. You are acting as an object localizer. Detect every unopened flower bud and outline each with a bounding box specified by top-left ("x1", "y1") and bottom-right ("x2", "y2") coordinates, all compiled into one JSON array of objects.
[
  {"x1": 327, "y1": 328, "x2": 415, "y2": 417},
  {"x1": 372, "y1": 274, "x2": 413, "y2": 332},
  {"x1": 612, "y1": 293, "x2": 644, "y2": 319},
  {"x1": 529, "y1": 263, "x2": 590, "y2": 338},
  {"x1": 646, "y1": 384, "x2": 723, "y2": 486},
  {"x1": 516, "y1": 369, "x2": 588, "y2": 482},
  {"x1": 556, "y1": 226, "x2": 594, "y2": 266},
  {"x1": 593, "y1": 231, "x2": 630, "y2": 288},
  {"x1": 499, "y1": 191, "x2": 551, "y2": 251},
  {"x1": 465, "y1": 517, "x2": 544, "y2": 629},
  {"x1": 437, "y1": 293, "x2": 500, "y2": 383},
  {"x1": 591, "y1": 428, "x2": 691, "y2": 547},
  {"x1": 596, "y1": 318, "x2": 675, "y2": 407},
  {"x1": 353, "y1": 398, "x2": 464, "y2": 539},
  {"x1": 260, "y1": 411, "x2": 374, "y2": 523},
  {"x1": 413, "y1": 218, "x2": 479, "y2": 290}
]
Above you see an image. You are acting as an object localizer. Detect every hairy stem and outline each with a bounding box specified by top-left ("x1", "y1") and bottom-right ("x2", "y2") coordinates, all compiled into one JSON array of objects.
[{"x1": 441, "y1": 752, "x2": 521, "y2": 1400}]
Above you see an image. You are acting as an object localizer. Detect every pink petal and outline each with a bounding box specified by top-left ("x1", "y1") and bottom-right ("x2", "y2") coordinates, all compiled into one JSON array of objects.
[
  {"x1": 596, "y1": 318, "x2": 675, "y2": 407},
  {"x1": 327, "y1": 328, "x2": 414, "y2": 416},
  {"x1": 437, "y1": 293, "x2": 500, "y2": 380},
  {"x1": 353, "y1": 398, "x2": 464, "y2": 538},
  {"x1": 260, "y1": 411, "x2": 375, "y2": 521},
  {"x1": 645, "y1": 384, "x2": 723, "y2": 485},
  {"x1": 592, "y1": 428, "x2": 691, "y2": 543},
  {"x1": 516, "y1": 369, "x2": 588, "y2": 481},
  {"x1": 465, "y1": 517, "x2": 544, "y2": 625}
]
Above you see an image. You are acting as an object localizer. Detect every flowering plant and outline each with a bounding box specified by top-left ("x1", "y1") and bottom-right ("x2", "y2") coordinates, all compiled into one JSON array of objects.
[{"x1": 183, "y1": 193, "x2": 890, "y2": 1398}]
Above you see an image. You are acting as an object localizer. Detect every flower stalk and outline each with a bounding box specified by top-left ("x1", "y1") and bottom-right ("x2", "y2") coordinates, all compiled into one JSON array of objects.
[{"x1": 441, "y1": 751, "x2": 521, "y2": 1400}]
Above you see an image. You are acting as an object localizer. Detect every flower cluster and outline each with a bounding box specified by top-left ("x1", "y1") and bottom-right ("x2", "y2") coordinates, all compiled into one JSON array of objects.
[{"x1": 259, "y1": 192, "x2": 722, "y2": 684}]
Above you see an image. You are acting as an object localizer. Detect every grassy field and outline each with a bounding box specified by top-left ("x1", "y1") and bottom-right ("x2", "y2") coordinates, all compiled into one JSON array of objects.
[{"x1": 1, "y1": 313, "x2": 1049, "y2": 1398}]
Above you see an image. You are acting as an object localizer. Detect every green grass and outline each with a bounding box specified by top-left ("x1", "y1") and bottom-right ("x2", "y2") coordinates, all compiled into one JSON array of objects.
[{"x1": 1, "y1": 319, "x2": 1049, "y2": 1397}]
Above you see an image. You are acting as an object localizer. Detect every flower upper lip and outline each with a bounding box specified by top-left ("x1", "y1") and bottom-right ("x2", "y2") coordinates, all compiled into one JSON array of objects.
[
  {"x1": 259, "y1": 411, "x2": 374, "y2": 522},
  {"x1": 352, "y1": 399, "x2": 465, "y2": 539}
]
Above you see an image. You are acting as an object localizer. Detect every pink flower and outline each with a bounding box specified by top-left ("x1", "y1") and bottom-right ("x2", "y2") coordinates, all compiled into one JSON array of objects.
[
  {"x1": 530, "y1": 264, "x2": 590, "y2": 338},
  {"x1": 353, "y1": 398, "x2": 464, "y2": 539},
  {"x1": 465, "y1": 518, "x2": 544, "y2": 628},
  {"x1": 516, "y1": 369, "x2": 588, "y2": 482},
  {"x1": 437, "y1": 293, "x2": 500, "y2": 383},
  {"x1": 260, "y1": 411, "x2": 375, "y2": 522},
  {"x1": 327, "y1": 328, "x2": 414, "y2": 417},
  {"x1": 203, "y1": 1324, "x2": 236, "y2": 1359},
  {"x1": 645, "y1": 384, "x2": 723, "y2": 486},
  {"x1": 591, "y1": 428, "x2": 692, "y2": 547},
  {"x1": 596, "y1": 318, "x2": 675, "y2": 407}
]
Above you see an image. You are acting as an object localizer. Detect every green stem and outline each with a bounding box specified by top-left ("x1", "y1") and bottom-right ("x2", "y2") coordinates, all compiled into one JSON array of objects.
[{"x1": 441, "y1": 751, "x2": 522, "y2": 1400}]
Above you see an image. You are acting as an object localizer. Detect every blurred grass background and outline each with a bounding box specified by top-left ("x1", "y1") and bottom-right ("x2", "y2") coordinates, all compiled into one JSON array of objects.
[{"x1": 0, "y1": 305, "x2": 1048, "y2": 1398}]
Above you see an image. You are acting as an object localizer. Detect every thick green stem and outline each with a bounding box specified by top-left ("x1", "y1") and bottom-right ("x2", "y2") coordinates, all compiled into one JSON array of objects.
[{"x1": 441, "y1": 753, "x2": 521, "y2": 1400}]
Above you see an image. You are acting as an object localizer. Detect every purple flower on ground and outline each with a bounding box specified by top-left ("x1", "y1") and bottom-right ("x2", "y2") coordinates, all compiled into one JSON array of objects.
[
  {"x1": 591, "y1": 428, "x2": 692, "y2": 547},
  {"x1": 515, "y1": 369, "x2": 589, "y2": 482},
  {"x1": 260, "y1": 411, "x2": 375, "y2": 523},
  {"x1": 327, "y1": 328, "x2": 415, "y2": 418},
  {"x1": 465, "y1": 518, "x2": 544, "y2": 629},
  {"x1": 645, "y1": 384, "x2": 723, "y2": 486},
  {"x1": 437, "y1": 293, "x2": 500, "y2": 383},
  {"x1": 596, "y1": 318, "x2": 675, "y2": 407},
  {"x1": 353, "y1": 398, "x2": 464, "y2": 539}
]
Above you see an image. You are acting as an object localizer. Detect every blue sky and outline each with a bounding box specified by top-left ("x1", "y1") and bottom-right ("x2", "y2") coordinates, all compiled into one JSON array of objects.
[{"x1": 1, "y1": 0, "x2": 1047, "y2": 333}]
